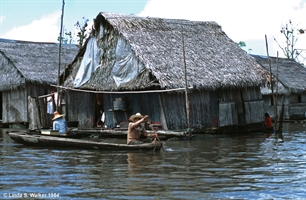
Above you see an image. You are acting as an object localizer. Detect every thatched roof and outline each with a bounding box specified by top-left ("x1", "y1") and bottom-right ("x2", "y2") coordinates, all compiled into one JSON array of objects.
[
  {"x1": 252, "y1": 54, "x2": 306, "y2": 95},
  {"x1": 64, "y1": 12, "x2": 268, "y2": 91},
  {"x1": 0, "y1": 38, "x2": 79, "y2": 91}
]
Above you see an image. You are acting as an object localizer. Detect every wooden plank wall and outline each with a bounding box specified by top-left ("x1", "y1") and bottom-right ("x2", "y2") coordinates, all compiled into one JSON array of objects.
[
  {"x1": 218, "y1": 87, "x2": 264, "y2": 126},
  {"x1": 244, "y1": 100, "x2": 264, "y2": 123},
  {"x1": 218, "y1": 89, "x2": 240, "y2": 127},
  {"x1": 2, "y1": 88, "x2": 27, "y2": 123},
  {"x1": 289, "y1": 103, "x2": 306, "y2": 119},
  {"x1": 241, "y1": 87, "x2": 264, "y2": 124},
  {"x1": 219, "y1": 102, "x2": 238, "y2": 127},
  {"x1": 160, "y1": 92, "x2": 187, "y2": 130},
  {"x1": 37, "y1": 96, "x2": 50, "y2": 128},
  {"x1": 30, "y1": 84, "x2": 55, "y2": 128},
  {"x1": 103, "y1": 93, "x2": 160, "y2": 128},
  {"x1": 160, "y1": 90, "x2": 217, "y2": 131},
  {"x1": 28, "y1": 96, "x2": 41, "y2": 130},
  {"x1": 66, "y1": 90, "x2": 94, "y2": 128}
]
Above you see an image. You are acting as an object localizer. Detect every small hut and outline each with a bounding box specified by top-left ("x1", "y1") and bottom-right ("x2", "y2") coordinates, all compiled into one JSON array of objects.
[
  {"x1": 0, "y1": 38, "x2": 78, "y2": 128},
  {"x1": 61, "y1": 12, "x2": 269, "y2": 132},
  {"x1": 252, "y1": 54, "x2": 306, "y2": 120}
]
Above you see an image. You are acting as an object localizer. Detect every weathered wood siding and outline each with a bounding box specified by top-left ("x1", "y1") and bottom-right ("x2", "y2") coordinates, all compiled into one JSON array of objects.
[
  {"x1": 244, "y1": 100, "x2": 264, "y2": 123},
  {"x1": 288, "y1": 103, "x2": 306, "y2": 119},
  {"x1": 100, "y1": 87, "x2": 263, "y2": 131},
  {"x1": 219, "y1": 102, "x2": 238, "y2": 126},
  {"x1": 218, "y1": 89, "x2": 242, "y2": 126},
  {"x1": 65, "y1": 90, "x2": 94, "y2": 128},
  {"x1": 160, "y1": 92, "x2": 187, "y2": 130},
  {"x1": 218, "y1": 87, "x2": 264, "y2": 126},
  {"x1": 27, "y1": 83, "x2": 51, "y2": 99},
  {"x1": 160, "y1": 90, "x2": 218, "y2": 131},
  {"x1": 242, "y1": 87, "x2": 264, "y2": 124},
  {"x1": 263, "y1": 94, "x2": 306, "y2": 120},
  {"x1": 2, "y1": 88, "x2": 27, "y2": 123},
  {"x1": 2, "y1": 83, "x2": 54, "y2": 125},
  {"x1": 28, "y1": 83, "x2": 52, "y2": 126},
  {"x1": 28, "y1": 96, "x2": 41, "y2": 130},
  {"x1": 288, "y1": 94, "x2": 306, "y2": 119}
]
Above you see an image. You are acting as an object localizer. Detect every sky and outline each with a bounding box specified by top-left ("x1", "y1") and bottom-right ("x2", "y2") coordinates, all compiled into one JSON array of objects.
[{"x1": 1, "y1": 0, "x2": 306, "y2": 58}]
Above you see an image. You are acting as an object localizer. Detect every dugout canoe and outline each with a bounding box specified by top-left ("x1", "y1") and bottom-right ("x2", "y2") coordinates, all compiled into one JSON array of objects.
[
  {"x1": 71, "y1": 128, "x2": 187, "y2": 139},
  {"x1": 8, "y1": 132, "x2": 163, "y2": 151},
  {"x1": 31, "y1": 128, "x2": 187, "y2": 139}
]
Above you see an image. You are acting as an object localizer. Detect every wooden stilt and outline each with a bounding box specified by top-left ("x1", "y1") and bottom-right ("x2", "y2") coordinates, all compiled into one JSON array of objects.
[
  {"x1": 277, "y1": 96, "x2": 284, "y2": 141},
  {"x1": 181, "y1": 24, "x2": 192, "y2": 139}
]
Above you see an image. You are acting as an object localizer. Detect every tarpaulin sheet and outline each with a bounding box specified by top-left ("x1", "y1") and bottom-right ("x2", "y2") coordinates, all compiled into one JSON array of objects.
[
  {"x1": 74, "y1": 37, "x2": 101, "y2": 88},
  {"x1": 74, "y1": 33, "x2": 145, "y2": 88},
  {"x1": 111, "y1": 37, "x2": 145, "y2": 87}
]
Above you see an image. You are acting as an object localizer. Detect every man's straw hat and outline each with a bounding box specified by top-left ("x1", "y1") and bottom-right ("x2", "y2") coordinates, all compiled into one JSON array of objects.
[
  {"x1": 129, "y1": 113, "x2": 144, "y2": 121},
  {"x1": 52, "y1": 111, "x2": 64, "y2": 120}
]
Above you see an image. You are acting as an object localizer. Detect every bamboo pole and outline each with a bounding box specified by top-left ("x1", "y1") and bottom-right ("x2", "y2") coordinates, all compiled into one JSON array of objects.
[
  {"x1": 181, "y1": 24, "x2": 191, "y2": 139},
  {"x1": 278, "y1": 96, "x2": 284, "y2": 141},
  {"x1": 57, "y1": 0, "x2": 65, "y2": 111},
  {"x1": 275, "y1": 52, "x2": 279, "y2": 133},
  {"x1": 265, "y1": 35, "x2": 276, "y2": 128}
]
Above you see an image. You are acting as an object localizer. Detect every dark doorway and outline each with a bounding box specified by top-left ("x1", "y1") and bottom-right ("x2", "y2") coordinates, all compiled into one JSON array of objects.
[{"x1": 95, "y1": 94, "x2": 104, "y2": 127}]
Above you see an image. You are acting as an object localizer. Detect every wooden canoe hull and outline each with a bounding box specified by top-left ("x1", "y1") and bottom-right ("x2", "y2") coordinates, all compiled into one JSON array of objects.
[
  {"x1": 71, "y1": 128, "x2": 187, "y2": 139},
  {"x1": 32, "y1": 128, "x2": 187, "y2": 140},
  {"x1": 8, "y1": 132, "x2": 163, "y2": 151}
]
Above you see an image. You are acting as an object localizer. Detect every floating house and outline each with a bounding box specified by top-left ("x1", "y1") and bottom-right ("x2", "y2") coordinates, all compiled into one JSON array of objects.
[
  {"x1": 60, "y1": 12, "x2": 269, "y2": 132},
  {"x1": 0, "y1": 39, "x2": 78, "y2": 128},
  {"x1": 252, "y1": 55, "x2": 306, "y2": 120}
]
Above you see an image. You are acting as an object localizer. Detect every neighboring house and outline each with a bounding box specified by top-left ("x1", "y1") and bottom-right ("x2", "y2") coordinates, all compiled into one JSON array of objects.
[
  {"x1": 252, "y1": 54, "x2": 306, "y2": 120},
  {"x1": 0, "y1": 38, "x2": 79, "y2": 128},
  {"x1": 61, "y1": 12, "x2": 269, "y2": 132}
]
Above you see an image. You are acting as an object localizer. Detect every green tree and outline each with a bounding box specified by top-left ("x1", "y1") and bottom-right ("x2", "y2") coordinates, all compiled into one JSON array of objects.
[
  {"x1": 57, "y1": 29, "x2": 72, "y2": 44},
  {"x1": 237, "y1": 41, "x2": 252, "y2": 54},
  {"x1": 237, "y1": 41, "x2": 246, "y2": 48},
  {"x1": 75, "y1": 17, "x2": 90, "y2": 47}
]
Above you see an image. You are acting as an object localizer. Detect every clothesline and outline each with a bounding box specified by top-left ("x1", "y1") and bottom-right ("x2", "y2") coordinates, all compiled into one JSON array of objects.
[{"x1": 49, "y1": 84, "x2": 193, "y2": 94}]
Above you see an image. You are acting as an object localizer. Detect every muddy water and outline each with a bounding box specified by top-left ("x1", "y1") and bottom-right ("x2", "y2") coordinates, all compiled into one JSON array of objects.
[{"x1": 1, "y1": 123, "x2": 306, "y2": 199}]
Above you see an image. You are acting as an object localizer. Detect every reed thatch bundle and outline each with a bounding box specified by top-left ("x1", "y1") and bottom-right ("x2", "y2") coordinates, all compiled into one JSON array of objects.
[
  {"x1": 64, "y1": 12, "x2": 269, "y2": 91},
  {"x1": 252, "y1": 55, "x2": 306, "y2": 95},
  {"x1": 0, "y1": 39, "x2": 78, "y2": 91}
]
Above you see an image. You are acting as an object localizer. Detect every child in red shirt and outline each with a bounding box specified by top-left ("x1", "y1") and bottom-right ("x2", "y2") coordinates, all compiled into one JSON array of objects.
[{"x1": 265, "y1": 113, "x2": 273, "y2": 128}]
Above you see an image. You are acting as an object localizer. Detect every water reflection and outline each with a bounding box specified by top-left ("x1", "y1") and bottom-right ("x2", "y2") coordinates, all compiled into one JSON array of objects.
[{"x1": 1, "y1": 123, "x2": 306, "y2": 199}]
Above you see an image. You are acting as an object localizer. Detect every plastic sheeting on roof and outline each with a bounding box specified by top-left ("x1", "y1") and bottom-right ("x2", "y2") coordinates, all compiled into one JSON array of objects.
[
  {"x1": 74, "y1": 37, "x2": 101, "y2": 88},
  {"x1": 111, "y1": 37, "x2": 145, "y2": 87},
  {"x1": 74, "y1": 35, "x2": 145, "y2": 88}
]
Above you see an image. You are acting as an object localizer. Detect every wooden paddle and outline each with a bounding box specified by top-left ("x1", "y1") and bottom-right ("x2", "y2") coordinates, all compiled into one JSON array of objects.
[{"x1": 147, "y1": 119, "x2": 164, "y2": 151}]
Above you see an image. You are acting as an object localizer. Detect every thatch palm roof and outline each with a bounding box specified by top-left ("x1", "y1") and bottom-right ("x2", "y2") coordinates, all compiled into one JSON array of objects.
[
  {"x1": 0, "y1": 38, "x2": 78, "y2": 91},
  {"x1": 64, "y1": 12, "x2": 268, "y2": 91},
  {"x1": 252, "y1": 54, "x2": 306, "y2": 95}
]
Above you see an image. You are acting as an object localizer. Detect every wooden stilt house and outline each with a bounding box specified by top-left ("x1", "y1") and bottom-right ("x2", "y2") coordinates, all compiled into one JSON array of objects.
[
  {"x1": 60, "y1": 12, "x2": 269, "y2": 132},
  {"x1": 252, "y1": 54, "x2": 306, "y2": 120},
  {"x1": 0, "y1": 39, "x2": 78, "y2": 128}
]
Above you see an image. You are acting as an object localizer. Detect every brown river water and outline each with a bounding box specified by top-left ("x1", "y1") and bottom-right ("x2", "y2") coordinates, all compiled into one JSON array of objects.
[{"x1": 1, "y1": 123, "x2": 306, "y2": 199}]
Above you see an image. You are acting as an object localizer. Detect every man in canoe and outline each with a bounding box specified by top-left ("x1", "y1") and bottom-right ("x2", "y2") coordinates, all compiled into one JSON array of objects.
[
  {"x1": 127, "y1": 113, "x2": 159, "y2": 145},
  {"x1": 52, "y1": 111, "x2": 71, "y2": 135}
]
